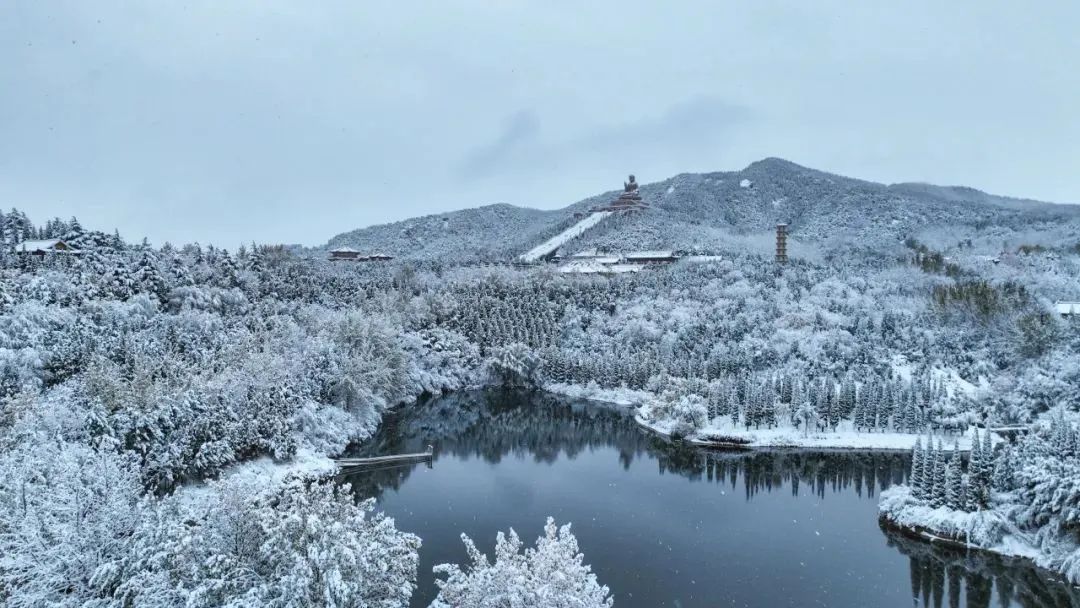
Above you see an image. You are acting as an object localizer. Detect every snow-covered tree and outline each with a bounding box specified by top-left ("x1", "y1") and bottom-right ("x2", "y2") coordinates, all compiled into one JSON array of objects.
[
  {"x1": 431, "y1": 518, "x2": 612, "y2": 608},
  {"x1": 794, "y1": 401, "x2": 818, "y2": 438},
  {"x1": 945, "y1": 442, "x2": 964, "y2": 510},
  {"x1": 486, "y1": 342, "x2": 541, "y2": 387},
  {"x1": 910, "y1": 437, "x2": 924, "y2": 498}
]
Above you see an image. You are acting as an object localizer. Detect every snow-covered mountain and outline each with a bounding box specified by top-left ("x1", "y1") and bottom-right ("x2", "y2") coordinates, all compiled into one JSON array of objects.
[{"x1": 324, "y1": 158, "x2": 1080, "y2": 261}]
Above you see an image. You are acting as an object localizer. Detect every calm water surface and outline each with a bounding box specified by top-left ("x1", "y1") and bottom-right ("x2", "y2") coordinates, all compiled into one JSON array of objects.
[{"x1": 341, "y1": 390, "x2": 1079, "y2": 608}]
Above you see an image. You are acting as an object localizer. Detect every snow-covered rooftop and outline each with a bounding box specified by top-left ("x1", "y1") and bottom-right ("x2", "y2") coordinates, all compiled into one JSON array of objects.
[
  {"x1": 14, "y1": 239, "x2": 77, "y2": 252},
  {"x1": 1054, "y1": 301, "x2": 1080, "y2": 315},
  {"x1": 329, "y1": 246, "x2": 359, "y2": 253},
  {"x1": 571, "y1": 248, "x2": 600, "y2": 258},
  {"x1": 624, "y1": 250, "x2": 676, "y2": 259},
  {"x1": 558, "y1": 261, "x2": 642, "y2": 274},
  {"x1": 16, "y1": 239, "x2": 60, "y2": 249}
]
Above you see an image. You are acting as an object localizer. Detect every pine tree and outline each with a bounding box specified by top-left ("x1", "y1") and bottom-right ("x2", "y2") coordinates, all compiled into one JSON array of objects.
[
  {"x1": 945, "y1": 443, "x2": 963, "y2": 510},
  {"x1": 961, "y1": 429, "x2": 991, "y2": 510},
  {"x1": 968, "y1": 427, "x2": 983, "y2": 492},
  {"x1": 0, "y1": 281, "x2": 12, "y2": 313},
  {"x1": 839, "y1": 377, "x2": 857, "y2": 419},
  {"x1": 780, "y1": 375, "x2": 793, "y2": 404},
  {"x1": 921, "y1": 437, "x2": 936, "y2": 502},
  {"x1": 992, "y1": 444, "x2": 1014, "y2": 492},
  {"x1": 135, "y1": 251, "x2": 168, "y2": 303},
  {"x1": 761, "y1": 393, "x2": 777, "y2": 429},
  {"x1": 64, "y1": 217, "x2": 85, "y2": 247},
  {"x1": 931, "y1": 439, "x2": 947, "y2": 507},
  {"x1": 981, "y1": 430, "x2": 994, "y2": 480},
  {"x1": 247, "y1": 248, "x2": 264, "y2": 273},
  {"x1": 215, "y1": 250, "x2": 239, "y2": 288},
  {"x1": 873, "y1": 395, "x2": 886, "y2": 432},
  {"x1": 903, "y1": 398, "x2": 917, "y2": 433},
  {"x1": 105, "y1": 256, "x2": 135, "y2": 300},
  {"x1": 910, "y1": 438, "x2": 924, "y2": 498}
]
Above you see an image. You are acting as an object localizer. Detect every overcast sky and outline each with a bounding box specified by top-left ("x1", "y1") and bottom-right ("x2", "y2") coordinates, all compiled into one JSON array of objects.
[{"x1": 2, "y1": 1, "x2": 1078, "y2": 248}]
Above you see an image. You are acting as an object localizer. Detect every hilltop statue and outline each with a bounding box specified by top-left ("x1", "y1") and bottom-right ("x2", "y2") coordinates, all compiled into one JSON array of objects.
[{"x1": 587, "y1": 173, "x2": 648, "y2": 212}]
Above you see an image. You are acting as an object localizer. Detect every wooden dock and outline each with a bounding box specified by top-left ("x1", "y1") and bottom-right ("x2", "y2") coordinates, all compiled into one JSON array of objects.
[{"x1": 334, "y1": 445, "x2": 434, "y2": 468}]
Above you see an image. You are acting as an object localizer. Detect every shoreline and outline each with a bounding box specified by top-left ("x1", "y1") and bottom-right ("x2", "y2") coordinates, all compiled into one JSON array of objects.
[
  {"x1": 635, "y1": 414, "x2": 927, "y2": 452},
  {"x1": 878, "y1": 485, "x2": 1080, "y2": 588},
  {"x1": 876, "y1": 509, "x2": 1080, "y2": 588},
  {"x1": 877, "y1": 512, "x2": 979, "y2": 551},
  {"x1": 875, "y1": 515, "x2": 1080, "y2": 588},
  {"x1": 543, "y1": 381, "x2": 996, "y2": 452}
]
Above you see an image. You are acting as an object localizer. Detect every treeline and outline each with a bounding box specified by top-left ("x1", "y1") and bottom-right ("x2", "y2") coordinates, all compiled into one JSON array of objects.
[{"x1": 636, "y1": 369, "x2": 974, "y2": 436}]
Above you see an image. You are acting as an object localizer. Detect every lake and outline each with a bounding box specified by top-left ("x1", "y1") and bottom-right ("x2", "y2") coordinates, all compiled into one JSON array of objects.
[{"x1": 341, "y1": 390, "x2": 1080, "y2": 608}]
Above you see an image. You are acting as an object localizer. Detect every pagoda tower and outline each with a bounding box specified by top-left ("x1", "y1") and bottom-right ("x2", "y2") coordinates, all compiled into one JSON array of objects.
[{"x1": 775, "y1": 223, "x2": 788, "y2": 263}]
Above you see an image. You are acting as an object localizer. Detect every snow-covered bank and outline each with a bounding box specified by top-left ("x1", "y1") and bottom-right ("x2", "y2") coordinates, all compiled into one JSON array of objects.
[
  {"x1": 878, "y1": 486, "x2": 1080, "y2": 584},
  {"x1": 544, "y1": 381, "x2": 996, "y2": 451},
  {"x1": 878, "y1": 413, "x2": 1080, "y2": 587},
  {"x1": 878, "y1": 485, "x2": 1019, "y2": 550},
  {"x1": 543, "y1": 382, "x2": 646, "y2": 408},
  {"x1": 542, "y1": 380, "x2": 1003, "y2": 450},
  {"x1": 654, "y1": 417, "x2": 995, "y2": 451}
]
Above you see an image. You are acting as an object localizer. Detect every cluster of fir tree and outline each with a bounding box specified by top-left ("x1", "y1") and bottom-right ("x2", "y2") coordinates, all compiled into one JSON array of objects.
[
  {"x1": 908, "y1": 429, "x2": 996, "y2": 512},
  {"x1": 543, "y1": 354, "x2": 970, "y2": 436}
]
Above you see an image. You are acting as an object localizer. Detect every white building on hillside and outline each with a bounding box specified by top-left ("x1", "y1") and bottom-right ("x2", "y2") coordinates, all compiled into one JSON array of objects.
[
  {"x1": 1055, "y1": 301, "x2": 1080, "y2": 316},
  {"x1": 14, "y1": 239, "x2": 81, "y2": 257}
]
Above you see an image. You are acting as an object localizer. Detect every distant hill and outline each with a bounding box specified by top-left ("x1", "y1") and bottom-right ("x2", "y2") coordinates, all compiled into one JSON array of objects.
[
  {"x1": 323, "y1": 203, "x2": 564, "y2": 263},
  {"x1": 323, "y1": 158, "x2": 1080, "y2": 262}
]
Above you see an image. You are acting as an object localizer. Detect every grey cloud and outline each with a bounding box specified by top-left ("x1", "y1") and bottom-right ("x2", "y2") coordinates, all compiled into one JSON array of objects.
[
  {"x1": 459, "y1": 97, "x2": 752, "y2": 180},
  {"x1": 459, "y1": 110, "x2": 541, "y2": 179}
]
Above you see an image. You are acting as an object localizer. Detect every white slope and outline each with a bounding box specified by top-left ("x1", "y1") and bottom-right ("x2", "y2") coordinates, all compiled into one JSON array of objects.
[{"x1": 518, "y1": 211, "x2": 613, "y2": 262}]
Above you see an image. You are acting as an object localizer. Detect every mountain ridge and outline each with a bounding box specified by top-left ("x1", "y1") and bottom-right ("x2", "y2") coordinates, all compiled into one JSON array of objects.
[{"x1": 324, "y1": 159, "x2": 1080, "y2": 261}]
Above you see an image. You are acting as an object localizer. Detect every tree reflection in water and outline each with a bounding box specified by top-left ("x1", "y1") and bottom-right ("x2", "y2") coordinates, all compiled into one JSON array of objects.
[
  {"x1": 883, "y1": 524, "x2": 1080, "y2": 608},
  {"x1": 340, "y1": 389, "x2": 910, "y2": 503}
]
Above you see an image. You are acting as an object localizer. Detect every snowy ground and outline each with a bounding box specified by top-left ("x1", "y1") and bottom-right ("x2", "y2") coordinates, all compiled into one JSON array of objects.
[
  {"x1": 680, "y1": 419, "x2": 995, "y2": 451},
  {"x1": 176, "y1": 447, "x2": 337, "y2": 507},
  {"x1": 518, "y1": 211, "x2": 613, "y2": 262},
  {"x1": 543, "y1": 382, "x2": 647, "y2": 408}
]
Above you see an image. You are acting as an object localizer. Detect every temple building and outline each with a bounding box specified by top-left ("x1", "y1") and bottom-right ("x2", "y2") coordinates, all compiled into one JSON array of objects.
[
  {"x1": 329, "y1": 246, "x2": 362, "y2": 261},
  {"x1": 328, "y1": 247, "x2": 394, "y2": 262},
  {"x1": 13, "y1": 239, "x2": 81, "y2": 257}
]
